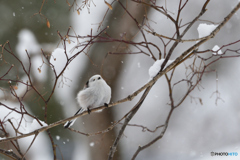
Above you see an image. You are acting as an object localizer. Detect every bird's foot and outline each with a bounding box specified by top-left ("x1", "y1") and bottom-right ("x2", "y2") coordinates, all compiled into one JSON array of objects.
[
  {"x1": 87, "y1": 108, "x2": 91, "y2": 114},
  {"x1": 104, "y1": 103, "x2": 109, "y2": 108}
]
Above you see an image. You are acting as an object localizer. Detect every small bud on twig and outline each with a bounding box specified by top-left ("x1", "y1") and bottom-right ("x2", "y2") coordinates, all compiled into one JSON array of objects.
[
  {"x1": 66, "y1": 35, "x2": 71, "y2": 44},
  {"x1": 38, "y1": 68, "x2": 41, "y2": 73},
  {"x1": 46, "y1": 19, "x2": 50, "y2": 28},
  {"x1": 105, "y1": 1, "x2": 113, "y2": 10},
  {"x1": 13, "y1": 86, "x2": 18, "y2": 90}
]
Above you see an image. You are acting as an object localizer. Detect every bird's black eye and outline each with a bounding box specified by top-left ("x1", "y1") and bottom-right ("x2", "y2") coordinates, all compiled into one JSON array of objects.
[{"x1": 98, "y1": 77, "x2": 101, "y2": 80}]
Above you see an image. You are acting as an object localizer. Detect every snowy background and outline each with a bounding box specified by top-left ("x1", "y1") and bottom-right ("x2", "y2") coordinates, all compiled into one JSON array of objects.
[{"x1": 1, "y1": 0, "x2": 240, "y2": 160}]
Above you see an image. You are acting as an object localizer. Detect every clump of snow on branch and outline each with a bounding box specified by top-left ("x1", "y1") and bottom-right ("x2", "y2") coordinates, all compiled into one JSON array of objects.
[
  {"x1": 197, "y1": 23, "x2": 218, "y2": 38},
  {"x1": 212, "y1": 45, "x2": 223, "y2": 55},
  {"x1": 28, "y1": 119, "x2": 48, "y2": 132},
  {"x1": 149, "y1": 59, "x2": 174, "y2": 79}
]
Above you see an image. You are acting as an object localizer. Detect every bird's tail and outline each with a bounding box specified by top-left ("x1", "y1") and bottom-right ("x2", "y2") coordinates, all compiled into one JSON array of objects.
[{"x1": 64, "y1": 107, "x2": 85, "y2": 128}]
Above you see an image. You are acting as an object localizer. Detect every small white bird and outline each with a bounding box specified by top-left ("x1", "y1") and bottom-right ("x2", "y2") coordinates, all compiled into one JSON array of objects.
[{"x1": 64, "y1": 75, "x2": 111, "y2": 128}]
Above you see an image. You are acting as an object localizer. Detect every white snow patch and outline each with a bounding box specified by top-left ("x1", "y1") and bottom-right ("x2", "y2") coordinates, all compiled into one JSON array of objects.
[
  {"x1": 137, "y1": 62, "x2": 141, "y2": 68},
  {"x1": 50, "y1": 48, "x2": 67, "y2": 75},
  {"x1": 0, "y1": 101, "x2": 51, "y2": 160},
  {"x1": 212, "y1": 45, "x2": 223, "y2": 55},
  {"x1": 28, "y1": 119, "x2": 48, "y2": 132},
  {"x1": 90, "y1": 142, "x2": 95, "y2": 147},
  {"x1": 148, "y1": 59, "x2": 174, "y2": 79},
  {"x1": 16, "y1": 29, "x2": 41, "y2": 57},
  {"x1": 197, "y1": 23, "x2": 218, "y2": 38},
  {"x1": 56, "y1": 135, "x2": 60, "y2": 140},
  {"x1": 16, "y1": 29, "x2": 47, "y2": 82}
]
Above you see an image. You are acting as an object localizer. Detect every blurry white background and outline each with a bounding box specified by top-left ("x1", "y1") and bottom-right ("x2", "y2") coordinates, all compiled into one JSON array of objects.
[{"x1": 0, "y1": 0, "x2": 240, "y2": 160}]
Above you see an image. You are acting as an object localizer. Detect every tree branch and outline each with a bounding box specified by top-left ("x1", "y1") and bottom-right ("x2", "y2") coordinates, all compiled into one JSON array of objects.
[{"x1": 108, "y1": 85, "x2": 154, "y2": 160}]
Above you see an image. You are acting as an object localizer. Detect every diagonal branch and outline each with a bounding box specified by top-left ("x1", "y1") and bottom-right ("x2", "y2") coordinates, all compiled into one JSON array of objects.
[{"x1": 108, "y1": 85, "x2": 154, "y2": 160}]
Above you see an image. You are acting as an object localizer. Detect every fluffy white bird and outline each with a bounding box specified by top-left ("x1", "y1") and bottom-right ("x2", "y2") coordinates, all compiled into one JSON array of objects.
[{"x1": 64, "y1": 75, "x2": 111, "y2": 128}]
